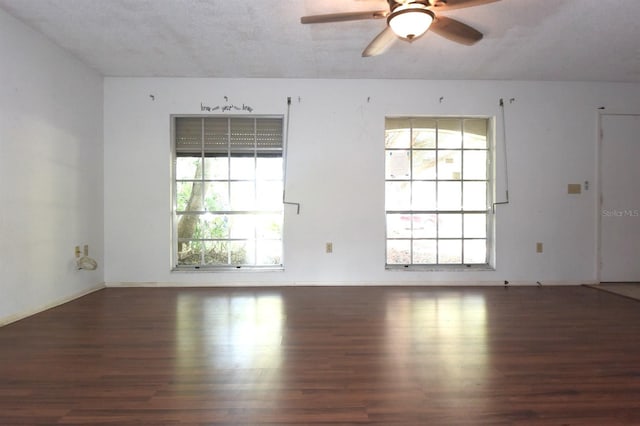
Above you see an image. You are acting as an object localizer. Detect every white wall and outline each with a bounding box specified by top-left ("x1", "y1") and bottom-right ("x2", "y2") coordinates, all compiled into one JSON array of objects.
[
  {"x1": 0, "y1": 9, "x2": 104, "y2": 324},
  {"x1": 104, "y1": 77, "x2": 640, "y2": 286}
]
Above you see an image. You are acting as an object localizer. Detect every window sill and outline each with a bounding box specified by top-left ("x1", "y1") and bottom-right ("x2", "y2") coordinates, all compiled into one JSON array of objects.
[
  {"x1": 386, "y1": 264, "x2": 495, "y2": 272},
  {"x1": 172, "y1": 265, "x2": 284, "y2": 273}
]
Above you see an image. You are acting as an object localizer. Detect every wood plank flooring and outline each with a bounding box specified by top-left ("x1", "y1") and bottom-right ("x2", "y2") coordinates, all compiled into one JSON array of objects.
[
  {"x1": 1, "y1": 286, "x2": 640, "y2": 425},
  {"x1": 589, "y1": 282, "x2": 640, "y2": 302}
]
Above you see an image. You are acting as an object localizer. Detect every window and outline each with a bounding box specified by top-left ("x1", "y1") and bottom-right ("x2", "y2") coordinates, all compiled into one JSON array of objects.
[
  {"x1": 173, "y1": 116, "x2": 284, "y2": 270},
  {"x1": 385, "y1": 117, "x2": 492, "y2": 268}
]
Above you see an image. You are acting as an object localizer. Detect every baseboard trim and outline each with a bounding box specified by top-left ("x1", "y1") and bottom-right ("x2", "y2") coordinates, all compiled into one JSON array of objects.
[
  {"x1": 0, "y1": 284, "x2": 105, "y2": 327},
  {"x1": 105, "y1": 280, "x2": 596, "y2": 288}
]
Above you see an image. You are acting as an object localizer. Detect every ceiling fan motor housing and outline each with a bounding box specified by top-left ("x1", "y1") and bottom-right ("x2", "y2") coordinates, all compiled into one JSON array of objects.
[
  {"x1": 387, "y1": 1, "x2": 435, "y2": 40},
  {"x1": 389, "y1": 0, "x2": 432, "y2": 11}
]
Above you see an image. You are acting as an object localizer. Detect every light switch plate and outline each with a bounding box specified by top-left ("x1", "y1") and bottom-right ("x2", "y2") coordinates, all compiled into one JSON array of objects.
[{"x1": 567, "y1": 184, "x2": 581, "y2": 194}]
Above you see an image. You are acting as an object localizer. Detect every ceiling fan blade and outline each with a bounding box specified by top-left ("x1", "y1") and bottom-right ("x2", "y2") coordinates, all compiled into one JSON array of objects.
[
  {"x1": 362, "y1": 27, "x2": 397, "y2": 57},
  {"x1": 429, "y1": 16, "x2": 483, "y2": 45},
  {"x1": 301, "y1": 10, "x2": 387, "y2": 24},
  {"x1": 428, "y1": 0, "x2": 500, "y2": 11}
]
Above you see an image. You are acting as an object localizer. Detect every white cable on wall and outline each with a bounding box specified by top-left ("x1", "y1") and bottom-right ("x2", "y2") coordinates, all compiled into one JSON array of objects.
[{"x1": 76, "y1": 255, "x2": 98, "y2": 270}]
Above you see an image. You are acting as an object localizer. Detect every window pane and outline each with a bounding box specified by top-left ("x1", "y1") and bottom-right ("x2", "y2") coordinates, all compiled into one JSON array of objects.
[
  {"x1": 204, "y1": 157, "x2": 228, "y2": 179},
  {"x1": 438, "y1": 239, "x2": 462, "y2": 264},
  {"x1": 176, "y1": 214, "x2": 200, "y2": 240},
  {"x1": 463, "y1": 181, "x2": 487, "y2": 210},
  {"x1": 412, "y1": 181, "x2": 436, "y2": 210},
  {"x1": 412, "y1": 214, "x2": 437, "y2": 238},
  {"x1": 412, "y1": 150, "x2": 436, "y2": 179},
  {"x1": 437, "y1": 181, "x2": 461, "y2": 210},
  {"x1": 200, "y1": 214, "x2": 229, "y2": 239},
  {"x1": 176, "y1": 182, "x2": 201, "y2": 211},
  {"x1": 385, "y1": 119, "x2": 411, "y2": 148},
  {"x1": 413, "y1": 240, "x2": 437, "y2": 264},
  {"x1": 438, "y1": 150, "x2": 462, "y2": 180},
  {"x1": 229, "y1": 215, "x2": 255, "y2": 239},
  {"x1": 464, "y1": 119, "x2": 487, "y2": 149},
  {"x1": 412, "y1": 119, "x2": 436, "y2": 148},
  {"x1": 256, "y1": 181, "x2": 283, "y2": 210},
  {"x1": 385, "y1": 129, "x2": 411, "y2": 148},
  {"x1": 386, "y1": 181, "x2": 411, "y2": 210},
  {"x1": 463, "y1": 150, "x2": 487, "y2": 180},
  {"x1": 176, "y1": 157, "x2": 201, "y2": 180},
  {"x1": 230, "y1": 240, "x2": 254, "y2": 265},
  {"x1": 438, "y1": 214, "x2": 462, "y2": 238},
  {"x1": 387, "y1": 214, "x2": 412, "y2": 238},
  {"x1": 230, "y1": 182, "x2": 255, "y2": 210},
  {"x1": 256, "y1": 157, "x2": 282, "y2": 180},
  {"x1": 464, "y1": 214, "x2": 486, "y2": 238},
  {"x1": 387, "y1": 239, "x2": 411, "y2": 264},
  {"x1": 386, "y1": 150, "x2": 411, "y2": 180},
  {"x1": 438, "y1": 119, "x2": 462, "y2": 148},
  {"x1": 203, "y1": 117, "x2": 228, "y2": 154},
  {"x1": 230, "y1": 157, "x2": 255, "y2": 180},
  {"x1": 464, "y1": 239, "x2": 487, "y2": 264},
  {"x1": 257, "y1": 240, "x2": 282, "y2": 265},
  {"x1": 230, "y1": 118, "x2": 256, "y2": 154},
  {"x1": 256, "y1": 214, "x2": 282, "y2": 239},
  {"x1": 204, "y1": 182, "x2": 229, "y2": 211},
  {"x1": 177, "y1": 240, "x2": 202, "y2": 266},
  {"x1": 204, "y1": 241, "x2": 229, "y2": 265}
]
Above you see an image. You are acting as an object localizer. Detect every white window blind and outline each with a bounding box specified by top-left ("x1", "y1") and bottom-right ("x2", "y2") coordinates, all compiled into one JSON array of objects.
[{"x1": 175, "y1": 117, "x2": 283, "y2": 156}]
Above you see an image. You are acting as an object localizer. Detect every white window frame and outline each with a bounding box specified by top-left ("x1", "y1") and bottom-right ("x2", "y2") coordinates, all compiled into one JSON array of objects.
[
  {"x1": 384, "y1": 116, "x2": 495, "y2": 270},
  {"x1": 171, "y1": 115, "x2": 285, "y2": 271}
]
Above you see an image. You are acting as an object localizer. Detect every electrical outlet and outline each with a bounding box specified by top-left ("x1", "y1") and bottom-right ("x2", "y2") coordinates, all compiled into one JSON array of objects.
[
  {"x1": 536, "y1": 242, "x2": 543, "y2": 253},
  {"x1": 326, "y1": 242, "x2": 333, "y2": 254}
]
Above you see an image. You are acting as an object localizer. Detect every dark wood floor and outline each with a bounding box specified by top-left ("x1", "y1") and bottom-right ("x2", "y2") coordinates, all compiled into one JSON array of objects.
[{"x1": 1, "y1": 286, "x2": 640, "y2": 425}]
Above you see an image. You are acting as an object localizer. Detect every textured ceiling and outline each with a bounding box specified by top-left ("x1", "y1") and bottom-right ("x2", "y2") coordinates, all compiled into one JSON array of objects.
[{"x1": 1, "y1": 0, "x2": 639, "y2": 81}]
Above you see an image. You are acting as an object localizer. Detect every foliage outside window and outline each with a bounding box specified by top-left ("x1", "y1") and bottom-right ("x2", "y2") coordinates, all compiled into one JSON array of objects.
[
  {"x1": 385, "y1": 117, "x2": 492, "y2": 268},
  {"x1": 173, "y1": 116, "x2": 284, "y2": 269}
]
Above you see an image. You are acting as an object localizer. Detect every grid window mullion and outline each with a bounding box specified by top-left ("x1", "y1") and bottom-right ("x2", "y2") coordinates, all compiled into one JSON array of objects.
[
  {"x1": 174, "y1": 116, "x2": 283, "y2": 269},
  {"x1": 253, "y1": 120, "x2": 258, "y2": 264},
  {"x1": 435, "y1": 121, "x2": 439, "y2": 262},
  {"x1": 409, "y1": 126, "x2": 413, "y2": 263},
  {"x1": 385, "y1": 116, "x2": 490, "y2": 267},
  {"x1": 460, "y1": 121, "x2": 464, "y2": 263},
  {"x1": 200, "y1": 119, "x2": 206, "y2": 266}
]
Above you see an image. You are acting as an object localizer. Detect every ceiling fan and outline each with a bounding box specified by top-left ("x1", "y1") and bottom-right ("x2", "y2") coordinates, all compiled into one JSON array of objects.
[{"x1": 301, "y1": 0, "x2": 499, "y2": 57}]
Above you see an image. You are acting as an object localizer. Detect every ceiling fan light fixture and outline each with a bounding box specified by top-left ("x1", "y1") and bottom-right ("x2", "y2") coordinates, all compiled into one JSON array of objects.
[{"x1": 387, "y1": 5, "x2": 435, "y2": 40}]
